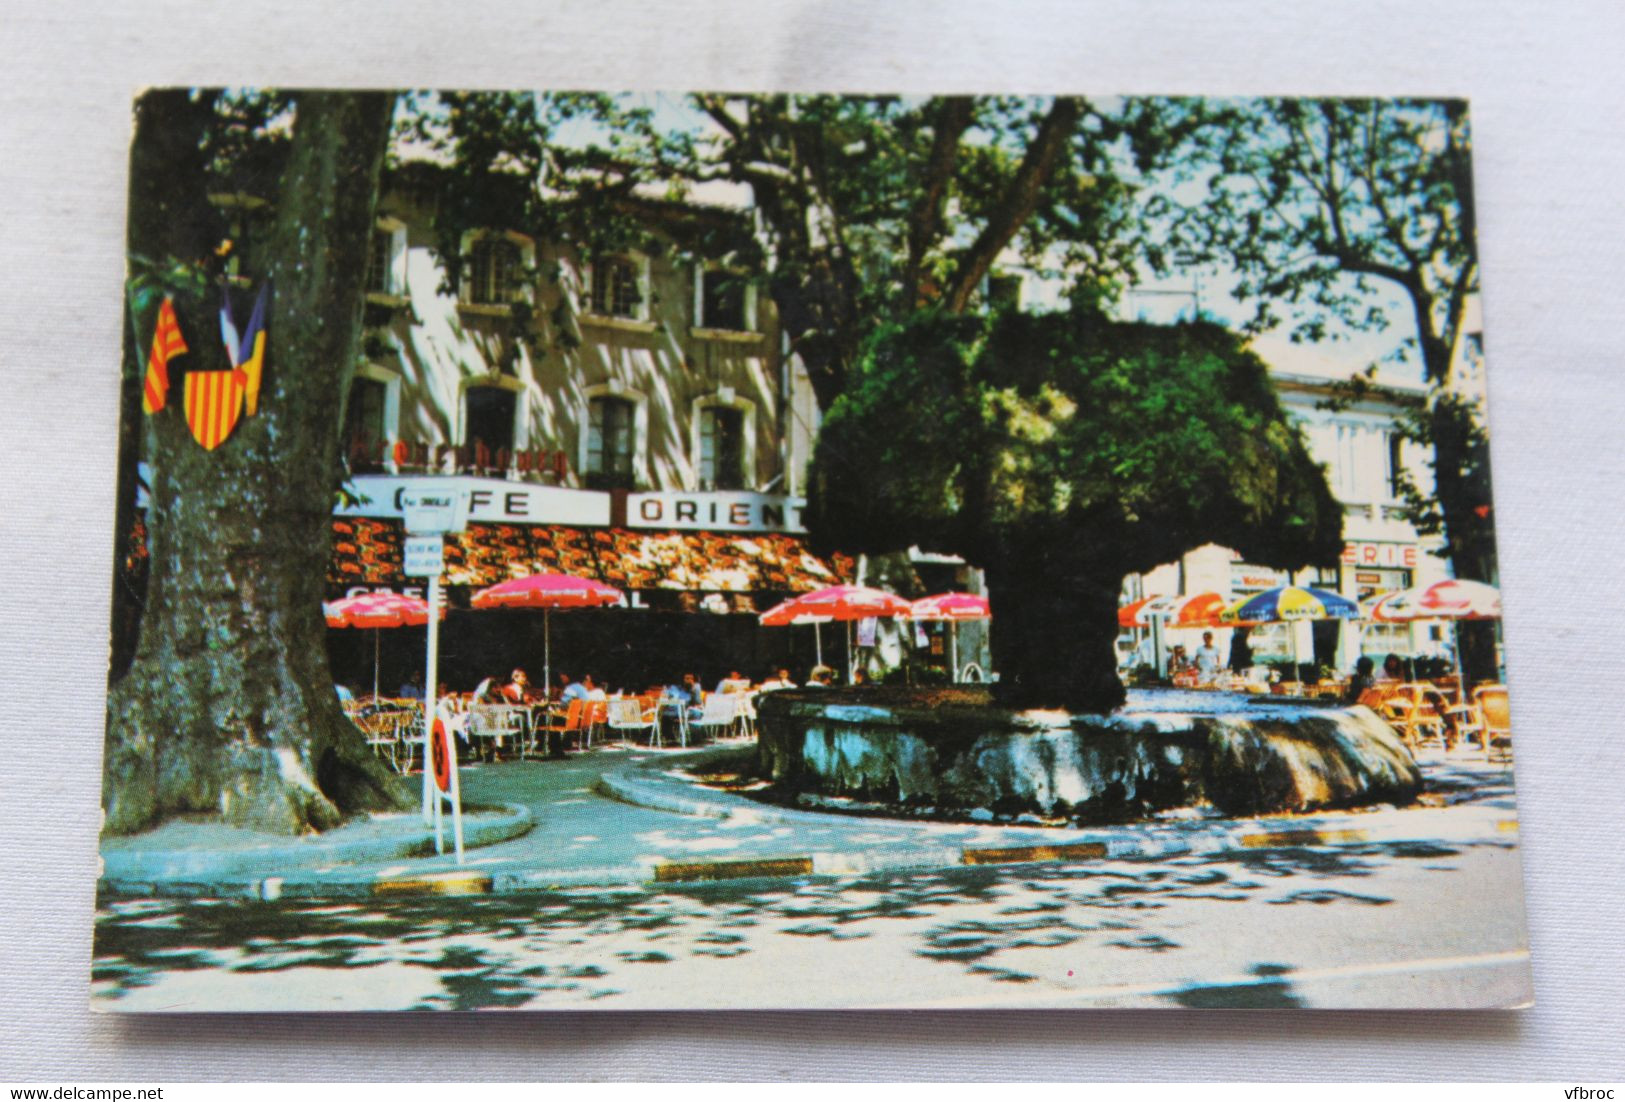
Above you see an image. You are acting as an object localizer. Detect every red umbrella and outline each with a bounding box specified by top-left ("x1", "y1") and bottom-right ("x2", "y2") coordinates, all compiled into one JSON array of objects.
[
  {"x1": 1118, "y1": 594, "x2": 1176, "y2": 628},
  {"x1": 470, "y1": 572, "x2": 624, "y2": 697},
  {"x1": 325, "y1": 591, "x2": 435, "y2": 629},
  {"x1": 761, "y1": 584, "x2": 912, "y2": 624},
  {"x1": 324, "y1": 592, "x2": 440, "y2": 700},
  {"x1": 760, "y1": 585, "x2": 911, "y2": 680},
  {"x1": 910, "y1": 592, "x2": 990, "y2": 621},
  {"x1": 910, "y1": 592, "x2": 991, "y2": 682},
  {"x1": 1166, "y1": 591, "x2": 1230, "y2": 629}
]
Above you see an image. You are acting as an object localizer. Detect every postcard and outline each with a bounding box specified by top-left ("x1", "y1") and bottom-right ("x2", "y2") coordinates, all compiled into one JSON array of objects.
[{"x1": 94, "y1": 89, "x2": 1529, "y2": 1011}]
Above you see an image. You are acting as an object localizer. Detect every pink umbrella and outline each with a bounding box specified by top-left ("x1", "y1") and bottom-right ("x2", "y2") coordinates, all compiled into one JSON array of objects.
[
  {"x1": 470, "y1": 573, "x2": 624, "y2": 696},
  {"x1": 910, "y1": 592, "x2": 990, "y2": 682},
  {"x1": 760, "y1": 585, "x2": 912, "y2": 681},
  {"x1": 324, "y1": 591, "x2": 439, "y2": 700},
  {"x1": 1371, "y1": 578, "x2": 1503, "y2": 700}
]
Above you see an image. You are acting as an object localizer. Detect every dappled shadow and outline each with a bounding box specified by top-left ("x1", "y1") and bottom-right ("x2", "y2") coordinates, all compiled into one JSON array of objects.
[
  {"x1": 1170, "y1": 963, "x2": 1305, "y2": 1009},
  {"x1": 94, "y1": 837, "x2": 1517, "y2": 1009}
]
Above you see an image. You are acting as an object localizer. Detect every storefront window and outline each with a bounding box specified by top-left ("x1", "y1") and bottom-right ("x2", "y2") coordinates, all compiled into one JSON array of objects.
[
  {"x1": 587, "y1": 396, "x2": 636, "y2": 489},
  {"x1": 699, "y1": 406, "x2": 745, "y2": 490}
]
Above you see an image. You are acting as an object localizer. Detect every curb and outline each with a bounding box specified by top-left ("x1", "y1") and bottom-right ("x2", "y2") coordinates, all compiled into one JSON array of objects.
[
  {"x1": 94, "y1": 753, "x2": 1519, "y2": 898},
  {"x1": 99, "y1": 801, "x2": 535, "y2": 898},
  {"x1": 597, "y1": 751, "x2": 1522, "y2": 883}
]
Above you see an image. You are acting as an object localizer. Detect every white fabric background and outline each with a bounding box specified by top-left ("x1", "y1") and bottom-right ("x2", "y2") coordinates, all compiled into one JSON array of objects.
[{"x1": 2, "y1": 0, "x2": 1622, "y2": 1081}]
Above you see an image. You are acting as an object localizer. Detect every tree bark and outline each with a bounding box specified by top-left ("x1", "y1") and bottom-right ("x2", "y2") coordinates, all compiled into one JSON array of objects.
[
  {"x1": 983, "y1": 548, "x2": 1128, "y2": 714},
  {"x1": 104, "y1": 91, "x2": 408, "y2": 835}
]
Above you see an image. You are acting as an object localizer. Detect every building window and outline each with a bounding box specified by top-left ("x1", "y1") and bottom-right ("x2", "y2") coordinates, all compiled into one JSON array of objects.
[
  {"x1": 464, "y1": 386, "x2": 516, "y2": 457},
  {"x1": 586, "y1": 396, "x2": 636, "y2": 489},
  {"x1": 988, "y1": 273, "x2": 1022, "y2": 312},
  {"x1": 343, "y1": 376, "x2": 389, "y2": 471},
  {"x1": 698, "y1": 268, "x2": 750, "y2": 331},
  {"x1": 364, "y1": 229, "x2": 395, "y2": 295},
  {"x1": 467, "y1": 236, "x2": 523, "y2": 306},
  {"x1": 590, "y1": 256, "x2": 643, "y2": 319},
  {"x1": 699, "y1": 406, "x2": 746, "y2": 490},
  {"x1": 1387, "y1": 433, "x2": 1406, "y2": 500}
]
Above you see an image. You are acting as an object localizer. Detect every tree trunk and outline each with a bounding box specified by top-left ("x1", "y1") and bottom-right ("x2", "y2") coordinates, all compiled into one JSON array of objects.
[
  {"x1": 983, "y1": 550, "x2": 1127, "y2": 714},
  {"x1": 104, "y1": 91, "x2": 408, "y2": 835},
  {"x1": 1427, "y1": 394, "x2": 1502, "y2": 684}
]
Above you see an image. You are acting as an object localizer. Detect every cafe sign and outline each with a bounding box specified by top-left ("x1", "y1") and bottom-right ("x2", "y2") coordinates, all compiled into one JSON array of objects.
[
  {"x1": 627, "y1": 491, "x2": 807, "y2": 534},
  {"x1": 338, "y1": 475, "x2": 611, "y2": 527},
  {"x1": 1341, "y1": 541, "x2": 1419, "y2": 569}
]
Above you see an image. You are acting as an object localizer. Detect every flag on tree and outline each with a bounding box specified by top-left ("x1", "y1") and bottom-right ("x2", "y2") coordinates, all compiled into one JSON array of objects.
[
  {"x1": 221, "y1": 281, "x2": 269, "y2": 416},
  {"x1": 141, "y1": 296, "x2": 187, "y2": 414},
  {"x1": 183, "y1": 368, "x2": 246, "y2": 450}
]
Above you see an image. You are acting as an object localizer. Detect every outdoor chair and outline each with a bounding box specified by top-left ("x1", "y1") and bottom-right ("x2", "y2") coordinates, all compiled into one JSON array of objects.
[
  {"x1": 1473, "y1": 684, "x2": 1513, "y2": 764},
  {"x1": 351, "y1": 710, "x2": 405, "y2": 771},
  {"x1": 468, "y1": 701, "x2": 530, "y2": 760},
  {"x1": 1380, "y1": 683, "x2": 1449, "y2": 752},
  {"x1": 537, "y1": 698, "x2": 588, "y2": 755},
  {"x1": 605, "y1": 697, "x2": 657, "y2": 746},
  {"x1": 688, "y1": 693, "x2": 739, "y2": 744},
  {"x1": 655, "y1": 693, "x2": 691, "y2": 747},
  {"x1": 732, "y1": 692, "x2": 758, "y2": 739},
  {"x1": 583, "y1": 699, "x2": 609, "y2": 748}
]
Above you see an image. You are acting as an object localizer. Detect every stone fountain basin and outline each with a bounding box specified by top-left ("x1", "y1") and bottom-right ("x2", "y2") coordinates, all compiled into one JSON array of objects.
[{"x1": 755, "y1": 687, "x2": 1422, "y2": 824}]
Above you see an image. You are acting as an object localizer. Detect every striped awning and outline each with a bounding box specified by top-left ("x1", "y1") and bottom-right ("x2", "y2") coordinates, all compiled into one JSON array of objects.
[{"x1": 326, "y1": 518, "x2": 855, "y2": 594}]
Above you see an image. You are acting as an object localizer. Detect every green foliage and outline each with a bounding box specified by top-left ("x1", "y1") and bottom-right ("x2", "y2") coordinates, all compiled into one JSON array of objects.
[
  {"x1": 1138, "y1": 96, "x2": 1492, "y2": 571},
  {"x1": 806, "y1": 308, "x2": 1343, "y2": 579}
]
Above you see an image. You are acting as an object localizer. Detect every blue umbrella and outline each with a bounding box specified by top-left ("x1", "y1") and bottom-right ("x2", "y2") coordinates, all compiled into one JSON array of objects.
[{"x1": 1232, "y1": 585, "x2": 1359, "y2": 683}]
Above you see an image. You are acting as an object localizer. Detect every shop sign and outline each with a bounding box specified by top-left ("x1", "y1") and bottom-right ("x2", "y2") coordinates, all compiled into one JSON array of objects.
[
  {"x1": 1231, "y1": 565, "x2": 1288, "y2": 590},
  {"x1": 403, "y1": 535, "x2": 445, "y2": 577},
  {"x1": 338, "y1": 475, "x2": 611, "y2": 527},
  {"x1": 1341, "y1": 541, "x2": 1418, "y2": 568},
  {"x1": 627, "y1": 491, "x2": 807, "y2": 533}
]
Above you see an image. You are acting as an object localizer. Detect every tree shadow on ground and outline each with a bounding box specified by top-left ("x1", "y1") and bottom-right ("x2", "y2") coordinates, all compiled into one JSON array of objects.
[{"x1": 92, "y1": 838, "x2": 1507, "y2": 1009}]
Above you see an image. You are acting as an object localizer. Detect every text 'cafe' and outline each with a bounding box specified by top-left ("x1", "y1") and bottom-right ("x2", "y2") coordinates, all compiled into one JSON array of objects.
[{"x1": 328, "y1": 476, "x2": 852, "y2": 610}]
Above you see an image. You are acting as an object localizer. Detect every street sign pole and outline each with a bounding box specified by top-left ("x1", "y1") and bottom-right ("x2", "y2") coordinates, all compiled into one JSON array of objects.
[
  {"x1": 421, "y1": 570, "x2": 441, "y2": 824},
  {"x1": 402, "y1": 485, "x2": 467, "y2": 859}
]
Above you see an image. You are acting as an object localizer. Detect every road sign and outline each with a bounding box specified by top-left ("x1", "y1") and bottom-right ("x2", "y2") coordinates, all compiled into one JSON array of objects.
[
  {"x1": 430, "y1": 718, "x2": 452, "y2": 793},
  {"x1": 401, "y1": 483, "x2": 471, "y2": 535},
  {"x1": 404, "y1": 535, "x2": 445, "y2": 577}
]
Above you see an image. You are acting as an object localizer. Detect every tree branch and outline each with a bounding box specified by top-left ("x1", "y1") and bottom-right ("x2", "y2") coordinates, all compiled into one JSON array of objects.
[
  {"x1": 901, "y1": 96, "x2": 975, "y2": 309},
  {"x1": 944, "y1": 97, "x2": 1083, "y2": 314}
]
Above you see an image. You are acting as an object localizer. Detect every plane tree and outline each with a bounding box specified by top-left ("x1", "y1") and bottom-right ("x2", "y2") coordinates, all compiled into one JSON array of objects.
[
  {"x1": 1145, "y1": 97, "x2": 1498, "y2": 672},
  {"x1": 104, "y1": 90, "x2": 406, "y2": 834},
  {"x1": 805, "y1": 308, "x2": 1344, "y2": 713},
  {"x1": 402, "y1": 93, "x2": 1162, "y2": 409}
]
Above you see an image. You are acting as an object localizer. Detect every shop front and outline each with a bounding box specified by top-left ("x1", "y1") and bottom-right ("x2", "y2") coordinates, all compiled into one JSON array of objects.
[{"x1": 325, "y1": 476, "x2": 855, "y2": 694}]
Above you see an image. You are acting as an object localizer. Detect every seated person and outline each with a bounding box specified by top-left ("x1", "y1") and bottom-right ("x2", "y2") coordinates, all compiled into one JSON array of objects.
[
  {"x1": 503, "y1": 668, "x2": 532, "y2": 704},
  {"x1": 804, "y1": 665, "x2": 836, "y2": 688},
  {"x1": 397, "y1": 672, "x2": 425, "y2": 700},
  {"x1": 1381, "y1": 654, "x2": 1407, "y2": 682},
  {"x1": 716, "y1": 670, "x2": 751, "y2": 694},
  {"x1": 758, "y1": 668, "x2": 797, "y2": 692},
  {"x1": 1166, "y1": 645, "x2": 1189, "y2": 675},
  {"x1": 559, "y1": 673, "x2": 590, "y2": 706},
  {"x1": 581, "y1": 674, "x2": 607, "y2": 702},
  {"x1": 1345, "y1": 656, "x2": 1377, "y2": 704}
]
